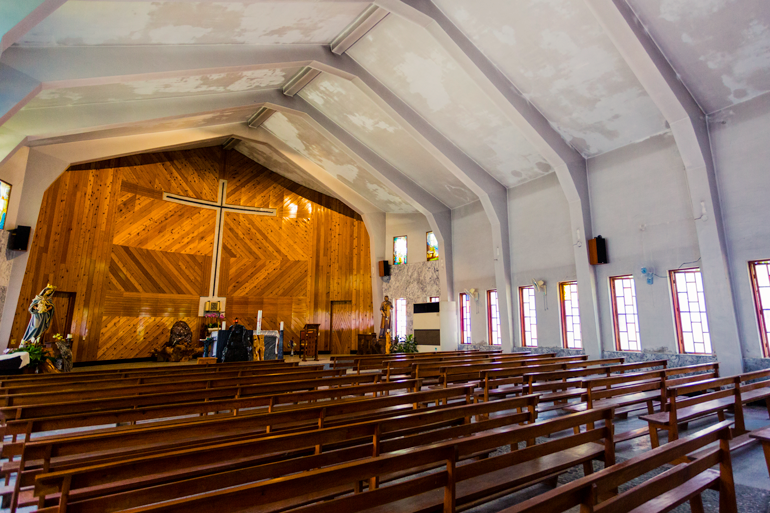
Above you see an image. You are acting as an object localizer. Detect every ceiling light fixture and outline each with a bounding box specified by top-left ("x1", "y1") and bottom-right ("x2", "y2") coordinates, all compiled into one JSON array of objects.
[
  {"x1": 222, "y1": 137, "x2": 240, "y2": 150},
  {"x1": 282, "y1": 67, "x2": 322, "y2": 97},
  {"x1": 247, "y1": 107, "x2": 276, "y2": 129},
  {"x1": 330, "y1": 5, "x2": 389, "y2": 55}
]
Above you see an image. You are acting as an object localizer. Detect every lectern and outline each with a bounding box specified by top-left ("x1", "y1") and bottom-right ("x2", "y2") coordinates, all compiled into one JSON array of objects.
[{"x1": 300, "y1": 324, "x2": 320, "y2": 361}]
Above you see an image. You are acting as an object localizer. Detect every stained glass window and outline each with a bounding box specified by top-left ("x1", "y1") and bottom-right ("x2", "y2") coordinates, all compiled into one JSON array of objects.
[
  {"x1": 519, "y1": 286, "x2": 538, "y2": 347},
  {"x1": 560, "y1": 281, "x2": 582, "y2": 349},
  {"x1": 426, "y1": 231, "x2": 439, "y2": 261},
  {"x1": 0, "y1": 180, "x2": 11, "y2": 230},
  {"x1": 750, "y1": 260, "x2": 770, "y2": 357},
  {"x1": 670, "y1": 269, "x2": 711, "y2": 354},
  {"x1": 610, "y1": 276, "x2": 641, "y2": 351},
  {"x1": 394, "y1": 298, "x2": 407, "y2": 340},
  {"x1": 487, "y1": 290, "x2": 501, "y2": 345},
  {"x1": 393, "y1": 236, "x2": 407, "y2": 265},
  {"x1": 459, "y1": 293, "x2": 471, "y2": 344},
  {"x1": 429, "y1": 296, "x2": 440, "y2": 303}
]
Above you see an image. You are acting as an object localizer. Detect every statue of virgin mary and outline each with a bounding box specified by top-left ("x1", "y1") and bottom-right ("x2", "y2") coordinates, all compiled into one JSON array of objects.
[{"x1": 22, "y1": 284, "x2": 56, "y2": 343}]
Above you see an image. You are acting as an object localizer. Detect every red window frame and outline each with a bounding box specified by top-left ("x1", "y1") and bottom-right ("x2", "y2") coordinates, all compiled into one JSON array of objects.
[
  {"x1": 519, "y1": 286, "x2": 537, "y2": 347},
  {"x1": 749, "y1": 260, "x2": 770, "y2": 357},
  {"x1": 459, "y1": 293, "x2": 471, "y2": 344},
  {"x1": 609, "y1": 275, "x2": 641, "y2": 352},
  {"x1": 669, "y1": 268, "x2": 712, "y2": 354},
  {"x1": 487, "y1": 290, "x2": 501, "y2": 346},
  {"x1": 560, "y1": 281, "x2": 582, "y2": 349},
  {"x1": 429, "y1": 296, "x2": 440, "y2": 303}
]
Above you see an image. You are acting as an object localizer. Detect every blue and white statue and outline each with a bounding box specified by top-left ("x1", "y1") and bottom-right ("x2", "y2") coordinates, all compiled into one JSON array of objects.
[{"x1": 22, "y1": 284, "x2": 56, "y2": 343}]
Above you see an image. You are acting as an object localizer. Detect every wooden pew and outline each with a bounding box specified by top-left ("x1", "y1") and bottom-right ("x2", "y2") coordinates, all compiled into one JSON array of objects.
[
  {"x1": 0, "y1": 364, "x2": 328, "y2": 398},
  {"x1": 0, "y1": 360, "x2": 296, "y2": 387},
  {"x1": 8, "y1": 384, "x2": 501, "y2": 501},
  {"x1": 641, "y1": 367, "x2": 770, "y2": 449},
  {"x1": 382, "y1": 352, "x2": 550, "y2": 382},
  {"x1": 411, "y1": 353, "x2": 562, "y2": 385},
  {"x1": 0, "y1": 372, "x2": 383, "y2": 422},
  {"x1": 50, "y1": 407, "x2": 613, "y2": 513},
  {"x1": 0, "y1": 377, "x2": 426, "y2": 439},
  {"x1": 7, "y1": 383, "x2": 473, "y2": 510},
  {"x1": 0, "y1": 368, "x2": 345, "y2": 407},
  {"x1": 563, "y1": 364, "x2": 720, "y2": 443},
  {"x1": 28, "y1": 385, "x2": 488, "y2": 511},
  {"x1": 749, "y1": 426, "x2": 770, "y2": 477},
  {"x1": 522, "y1": 360, "x2": 670, "y2": 412},
  {"x1": 501, "y1": 421, "x2": 737, "y2": 513},
  {"x1": 439, "y1": 355, "x2": 596, "y2": 388}
]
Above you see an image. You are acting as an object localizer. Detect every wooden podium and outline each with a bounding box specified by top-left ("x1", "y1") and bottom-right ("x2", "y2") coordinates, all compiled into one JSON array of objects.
[{"x1": 300, "y1": 324, "x2": 320, "y2": 361}]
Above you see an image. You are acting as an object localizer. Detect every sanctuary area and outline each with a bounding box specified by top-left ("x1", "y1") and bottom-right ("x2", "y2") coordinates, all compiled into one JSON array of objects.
[{"x1": 0, "y1": 0, "x2": 769, "y2": 512}]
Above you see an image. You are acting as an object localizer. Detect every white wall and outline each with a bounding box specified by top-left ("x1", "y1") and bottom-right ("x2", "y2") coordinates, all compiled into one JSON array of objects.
[
  {"x1": 509, "y1": 172, "x2": 575, "y2": 348},
  {"x1": 452, "y1": 200, "x2": 496, "y2": 345},
  {"x1": 588, "y1": 132, "x2": 700, "y2": 354},
  {"x1": 711, "y1": 92, "x2": 770, "y2": 361}
]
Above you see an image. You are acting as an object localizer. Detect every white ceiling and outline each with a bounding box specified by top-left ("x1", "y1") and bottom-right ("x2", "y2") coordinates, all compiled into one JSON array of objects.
[
  {"x1": 436, "y1": 0, "x2": 668, "y2": 157},
  {"x1": 16, "y1": 1, "x2": 370, "y2": 46},
  {"x1": 1, "y1": 0, "x2": 768, "y2": 214},
  {"x1": 626, "y1": 0, "x2": 770, "y2": 114}
]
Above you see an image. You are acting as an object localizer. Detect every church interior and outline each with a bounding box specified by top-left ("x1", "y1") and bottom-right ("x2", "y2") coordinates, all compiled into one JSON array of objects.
[{"x1": 0, "y1": 0, "x2": 770, "y2": 511}]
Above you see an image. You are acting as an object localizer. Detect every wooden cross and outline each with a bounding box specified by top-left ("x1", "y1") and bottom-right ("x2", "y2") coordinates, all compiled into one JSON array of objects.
[{"x1": 163, "y1": 179, "x2": 276, "y2": 297}]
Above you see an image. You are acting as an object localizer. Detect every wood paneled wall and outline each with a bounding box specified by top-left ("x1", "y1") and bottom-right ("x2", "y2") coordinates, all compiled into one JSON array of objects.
[{"x1": 10, "y1": 147, "x2": 373, "y2": 360}]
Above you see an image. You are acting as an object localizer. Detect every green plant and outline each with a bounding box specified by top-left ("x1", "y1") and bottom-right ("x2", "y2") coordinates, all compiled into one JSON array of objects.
[
  {"x1": 8, "y1": 337, "x2": 56, "y2": 370},
  {"x1": 390, "y1": 334, "x2": 418, "y2": 354}
]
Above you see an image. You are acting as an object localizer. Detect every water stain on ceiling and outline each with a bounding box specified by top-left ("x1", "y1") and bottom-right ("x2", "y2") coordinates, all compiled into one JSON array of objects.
[
  {"x1": 236, "y1": 140, "x2": 340, "y2": 199},
  {"x1": 627, "y1": 0, "x2": 770, "y2": 113},
  {"x1": 299, "y1": 72, "x2": 477, "y2": 208},
  {"x1": 15, "y1": 1, "x2": 370, "y2": 46},
  {"x1": 261, "y1": 112, "x2": 416, "y2": 213},
  {"x1": 436, "y1": 0, "x2": 667, "y2": 158},
  {"x1": 24, "y1": 68, "x2": 297, "y2": 109},
  {"x1": 348, "y1": 14, "x2": 553, "y2": 188}
]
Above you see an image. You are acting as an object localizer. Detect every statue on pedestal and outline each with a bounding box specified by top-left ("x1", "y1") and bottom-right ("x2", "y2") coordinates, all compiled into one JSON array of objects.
[
  {"x1": 378, "y1": 296, "x2": 393, "y2": 339},
  {"x1": 22, "y1": 284, "x2": 56, "y2": 343}
]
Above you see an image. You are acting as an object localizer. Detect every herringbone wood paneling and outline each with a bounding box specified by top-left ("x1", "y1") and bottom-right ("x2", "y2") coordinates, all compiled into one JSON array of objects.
[
  {"x1": 13, "y1": 147, "x2": 373, "y2": 361},
  {"x1": 108, "y1": 245, "x2": 210, "y2": 296},
  {"x1": 114, "y1": 190, "x2": 216, "y2": 256},
  {"x1": 98, "y1": 316, "x2": 201, "y2": 360}
]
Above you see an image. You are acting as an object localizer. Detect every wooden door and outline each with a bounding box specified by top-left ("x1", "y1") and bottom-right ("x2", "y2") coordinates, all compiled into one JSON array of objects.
[
  {"x1": 330, "y1": 301, "x2": 353, "y2": 355},
  {"x1": 47, "y1": 292, "x2": 76, "y2": 342}
]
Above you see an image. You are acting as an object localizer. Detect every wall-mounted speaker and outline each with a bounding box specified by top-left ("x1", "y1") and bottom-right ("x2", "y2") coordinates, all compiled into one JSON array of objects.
[
  {"x1": 378, "y1": 260, "x2": 390, "y2": 277},
  {"x1": 8, "y1": 226, "x2": 30, "y2": 251},
  {"x1": 588, "y1": 235, "x2": 608, "y2": 265}
]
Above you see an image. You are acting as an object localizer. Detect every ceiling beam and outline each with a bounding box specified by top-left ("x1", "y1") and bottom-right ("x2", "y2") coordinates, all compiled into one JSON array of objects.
[
  {"x1": 0, "y1": 63, "x2": 40, "y2": 126},
  {"x1": 250, "y1": 90, "x2": 455, "y2": 301},
  {"x1": 584, "y1": 0, "x2": 743, "y2": 374},
  {"x1": 389, "y1": 0, "x2": 601, "y2": 356},
  {"x1": 0, "y1": 0, "x2": 66, "y2": 54}
]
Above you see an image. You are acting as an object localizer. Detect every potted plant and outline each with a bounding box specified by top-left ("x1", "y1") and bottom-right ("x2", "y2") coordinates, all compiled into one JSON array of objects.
[
  {"x1": 7, "y1": 337, "x2": 57, "y2": 373},
  {"x1": 389, "y1": 334, "x2": 418, "y2": 354}
]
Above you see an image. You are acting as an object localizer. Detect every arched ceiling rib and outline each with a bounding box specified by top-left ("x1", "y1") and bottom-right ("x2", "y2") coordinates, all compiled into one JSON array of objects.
[
  {"x1": 0, "y1": 0, "x2": 768, "y2": 218},
  {"x1": 433, "y1": 0, "x2": 668, "y2": 157}
]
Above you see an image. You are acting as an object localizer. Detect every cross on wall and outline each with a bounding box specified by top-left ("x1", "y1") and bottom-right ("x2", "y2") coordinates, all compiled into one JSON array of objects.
[{"x1": 163, "y1": 179, "x2": 277, "y2": 297}]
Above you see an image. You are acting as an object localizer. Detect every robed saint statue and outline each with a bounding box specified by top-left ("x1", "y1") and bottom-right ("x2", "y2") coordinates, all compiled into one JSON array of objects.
[
  {"x1": 379, "y1": 295, "x2": 393, "y2": 339},
  {"x1": 22, "y1": 284, "x2": 56, "y2": 343}
]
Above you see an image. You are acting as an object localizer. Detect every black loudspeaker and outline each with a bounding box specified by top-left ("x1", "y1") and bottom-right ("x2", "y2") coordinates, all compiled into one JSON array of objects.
[
  {"x1": 588, "y1": 235, "x2": 608, "y2": 265},
  {"x1": 8, "y1": 226, "x2": 30, "y2": 251},
  {"x1": 378, "y1": 260, "x2": 390, "y2": 277}
]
